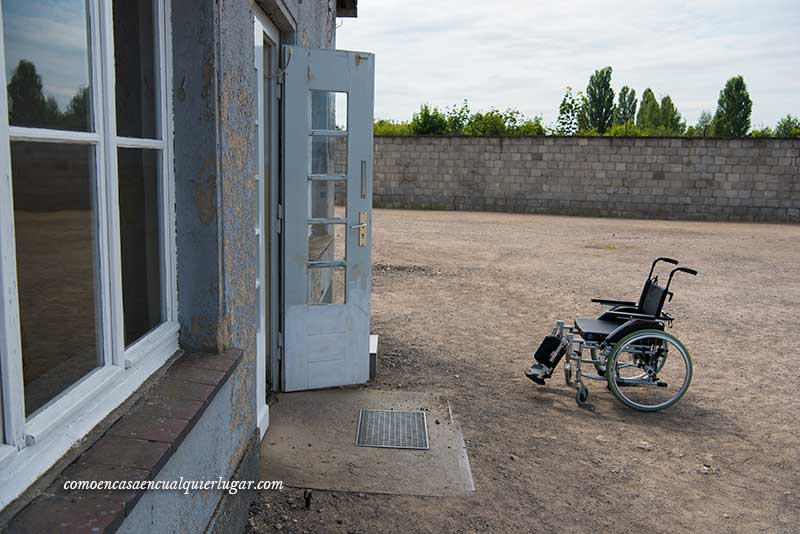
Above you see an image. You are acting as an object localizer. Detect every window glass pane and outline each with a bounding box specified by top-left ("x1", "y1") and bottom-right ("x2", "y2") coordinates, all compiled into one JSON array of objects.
[
  {"x1": 11, "y1": 142, "x2": 101, "y2": 417},
  {"x1": 2, "y1": 0, "x2": 93, "y2": 131},
  {"x1": 118, "y1": 148, "x2": 163, "y2": 346},
  {"x1": 113, "y1": 0, "x2": 158, "y2": 139},
  {"x1": 311, "y1": 91, "x2": 347, "y2": 131},
  {"x1": 308, "y1": 267, "x2": 345, "y2": 305},
  {"x1": 310, "y1": 180, "x2": 346, "y2": 219},
  {"x1": 308, "y1": 223, "x2": 345, "y2": 262},
  {"x1": 311, "y1": 135, "x2": 347, "y2": 176}
]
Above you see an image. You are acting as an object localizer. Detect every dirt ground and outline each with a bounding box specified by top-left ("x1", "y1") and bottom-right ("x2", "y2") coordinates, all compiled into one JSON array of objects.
[{"x1": 248, "y1": 209, "x2": 800, "y2": 534}]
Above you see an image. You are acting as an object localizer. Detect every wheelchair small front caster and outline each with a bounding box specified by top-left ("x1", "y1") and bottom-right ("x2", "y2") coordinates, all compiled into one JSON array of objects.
[
  {"x1": 576, "y1": 385, "x2": 589, "y2": 406},
  {"x1": 564, "y1": 362, "x2": 572, "y2": 386}
]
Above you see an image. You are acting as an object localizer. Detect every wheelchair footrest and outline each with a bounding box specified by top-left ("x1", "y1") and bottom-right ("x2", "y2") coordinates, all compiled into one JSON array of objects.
[{"x1": 525, "y1": 335, "x2": 567, "y2": 385}]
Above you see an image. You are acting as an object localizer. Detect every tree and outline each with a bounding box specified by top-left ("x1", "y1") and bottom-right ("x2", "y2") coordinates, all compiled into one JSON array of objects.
[
  {"x1": 555, "y1": 86, "x2": 579, "y2": 135},
  {"x1": 775, "y1": 114, "x2": 800, "y2": 137},
  {"x1": 749, "y1": 126, "x2": 773, "y2": 138},
  {"x1": 659, "y1": 95, "x2": 685, "y2": 135},
  {"x1": 7, "y1": 59, "x2": 51, "y2": 126},
  {"x1": 714, "y1": 75, "x2": 752, "y2": 137},
  {"x1": 585, "y1": 66, "x2": 614, "y2": 134},
  {"x1": 636, "y1": 88, "x2": 660, "y2": 130},
  {"x1": 695, "y1": 110, "x2": 715, "y2": 136},
  {"x1": 374, "y1": 119, "x2": 411, "y2": 136},
  {"x1": 613, "y1": 86, "x2": 637, "y2": 126},
  {"x1": 410, "y1": 104, "x2": 447, "y2": 135}
]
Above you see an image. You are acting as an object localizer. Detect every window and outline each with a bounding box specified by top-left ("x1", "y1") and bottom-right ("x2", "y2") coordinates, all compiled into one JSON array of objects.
[
  {"x1": 308, "y1": 91, "x2": 348, "y2": 305},
  {"x1": 0, "y1": 0, "x2": 176, "y2": 507}
]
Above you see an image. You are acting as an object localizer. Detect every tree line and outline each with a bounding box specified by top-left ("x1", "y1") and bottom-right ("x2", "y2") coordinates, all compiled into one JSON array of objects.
[
  {"x1": 6, "y1": 60, "x2": 90, "y2": 131},
  {"x1": 376, "y1": 68, "x2": 799, "y2": 138}
]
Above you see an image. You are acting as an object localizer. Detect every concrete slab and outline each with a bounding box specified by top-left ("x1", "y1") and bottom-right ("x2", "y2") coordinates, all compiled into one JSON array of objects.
[{"x1": 260, "y1": 389, "x2": 474, "y2": 497}]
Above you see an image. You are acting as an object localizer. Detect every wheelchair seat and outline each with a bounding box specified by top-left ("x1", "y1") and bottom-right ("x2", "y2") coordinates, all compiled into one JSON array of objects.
[{"x1": 574, "y1": 317, "x2": 624, "y2": 342}]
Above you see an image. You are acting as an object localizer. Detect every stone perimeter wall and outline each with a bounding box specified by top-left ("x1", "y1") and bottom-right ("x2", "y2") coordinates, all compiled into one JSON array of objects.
[{"x1": 373, "y1": 136, "x2": 800, "y2": 223}]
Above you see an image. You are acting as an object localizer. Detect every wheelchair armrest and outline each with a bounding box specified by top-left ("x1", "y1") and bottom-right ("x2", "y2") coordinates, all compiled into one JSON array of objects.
[
  {"x1": 607, "y1": 311, "x2": 659, "y2": 320},
  {"x1": 591, "y1": 298, "x2": 637, "y2": 307}
]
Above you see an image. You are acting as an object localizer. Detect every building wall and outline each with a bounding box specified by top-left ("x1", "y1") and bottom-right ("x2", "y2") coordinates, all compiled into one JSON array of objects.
[
  {"x1": 148, "y1": 0, "x2": 335, "y2": 532},
  {"x1": 373, "y1": 136, "x2": 800, "y2": 223}
]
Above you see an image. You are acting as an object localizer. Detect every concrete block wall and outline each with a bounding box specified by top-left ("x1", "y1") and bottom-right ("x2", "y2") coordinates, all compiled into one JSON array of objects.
[{"x1": 373, "y1": 136, "x2": 800, "y2": 223}]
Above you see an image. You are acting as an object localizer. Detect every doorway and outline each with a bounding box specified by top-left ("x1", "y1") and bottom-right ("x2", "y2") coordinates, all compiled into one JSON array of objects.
[{"x1": 255, "y1": 8, "x2": 280, "y2": 439}]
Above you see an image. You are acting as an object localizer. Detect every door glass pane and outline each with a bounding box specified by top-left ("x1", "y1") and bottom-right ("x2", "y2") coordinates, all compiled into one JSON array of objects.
[
  {"x1": 311, "y1": 90, "x2": 347, "y2": 131},
  {"x1": 308, "y1": 266, "x2": 345, "y2": 305},
  {"x1": 118, "y1": 148, "x2": 163, "y2": 346},
  {"x1": 310, "y1": 180, "x2": 346, "y2": 219},
  {"x1": 2, "y1": 0, "x2": 93, "y2": 131},
  {"x1": 311, "y1": 135, "x2": 347, "y2": 176},
  {"x1": 11, "y1": 142, "x2": 101, "y2": 416},
  {"x1": 113, "y1": 0, "x2": 158, "y2": 139},
  {"x1": 308, "y1": 223, "x2": 345, "y2": 262}
]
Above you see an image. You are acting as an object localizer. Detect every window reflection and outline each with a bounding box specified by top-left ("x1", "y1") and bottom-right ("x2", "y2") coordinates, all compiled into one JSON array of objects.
[
  {"x1": 11, "y1": 142, "x2": 102, "y2": 416},
  {"x1": 118, "y1": 148, "x2": 163, "y2": 346},
  {"x1": 2, "y1": 0, "x2": 93, "y2": 131},
  {"x1": 113, "y1": 0, "x2": 157, "y2": 139}
]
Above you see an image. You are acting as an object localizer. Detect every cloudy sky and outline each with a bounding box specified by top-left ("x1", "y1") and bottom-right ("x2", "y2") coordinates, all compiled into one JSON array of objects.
[{"x1": 337, "y1": 0, "x2": 800, "y2": 129}]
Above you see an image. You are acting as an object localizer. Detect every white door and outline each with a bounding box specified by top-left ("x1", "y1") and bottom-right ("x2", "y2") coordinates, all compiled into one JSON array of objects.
[
  {"x1": 255, "y1": 10, "x2": 280, "y2": 435},
  {"x1": 282, "y1": 47, "x2": 375, "y2": 391}
]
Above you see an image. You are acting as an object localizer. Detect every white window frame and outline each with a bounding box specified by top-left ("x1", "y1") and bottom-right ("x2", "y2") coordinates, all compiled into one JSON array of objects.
[{"x1": 0, "y1": 0, "x2": 178, "y2": 508}]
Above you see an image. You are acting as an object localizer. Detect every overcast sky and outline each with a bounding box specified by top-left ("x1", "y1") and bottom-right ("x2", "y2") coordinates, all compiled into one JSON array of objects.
[{"x1": 337, "y1": 0, "x2": 800, "y2": 129}]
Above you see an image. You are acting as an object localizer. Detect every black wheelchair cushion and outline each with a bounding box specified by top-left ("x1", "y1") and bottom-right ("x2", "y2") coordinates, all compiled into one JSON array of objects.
[{"x1": 575, "y1": 318, "x2": 624, "y2": 342}]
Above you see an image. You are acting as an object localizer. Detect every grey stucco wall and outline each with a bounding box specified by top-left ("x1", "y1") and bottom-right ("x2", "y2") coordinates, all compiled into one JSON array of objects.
[
  {"x1": 373, "y1": 136, "x2": 800, "y2": 223},
  {"x1": 156, "y1": 1, "x2": 337, "y2": 532}
]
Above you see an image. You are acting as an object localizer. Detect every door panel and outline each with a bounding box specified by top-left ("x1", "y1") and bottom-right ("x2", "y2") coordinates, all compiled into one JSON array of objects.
[{"x1": 282, "y1": 46, "x2": 374, "y2": 392}]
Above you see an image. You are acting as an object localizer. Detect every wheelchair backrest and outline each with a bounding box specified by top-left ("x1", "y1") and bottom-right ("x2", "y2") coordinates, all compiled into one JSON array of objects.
[{"x1": 639, "y1": 278, "x2": 668, "y2": 317}]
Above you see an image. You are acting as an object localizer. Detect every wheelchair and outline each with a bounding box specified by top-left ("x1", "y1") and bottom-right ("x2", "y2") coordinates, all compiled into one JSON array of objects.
[{"x1": 526, "y1": 258, "x2": 697, "y2": 411}]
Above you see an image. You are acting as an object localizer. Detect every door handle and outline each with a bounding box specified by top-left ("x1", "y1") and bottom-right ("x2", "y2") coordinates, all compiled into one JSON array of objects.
[{"x1": 354, "y1": 211, "x2": 367, "y2": 247}]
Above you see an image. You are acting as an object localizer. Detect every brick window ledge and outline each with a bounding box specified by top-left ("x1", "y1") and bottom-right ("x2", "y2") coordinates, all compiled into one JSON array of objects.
[{"x1": 5, "y1": 349, "x2": 244, "y2": 534}]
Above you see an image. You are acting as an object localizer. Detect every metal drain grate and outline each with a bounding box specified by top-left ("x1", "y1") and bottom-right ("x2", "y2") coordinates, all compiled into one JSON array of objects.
[{"x1": 355, "y1": 409, "x2": 429, "y2": 450}]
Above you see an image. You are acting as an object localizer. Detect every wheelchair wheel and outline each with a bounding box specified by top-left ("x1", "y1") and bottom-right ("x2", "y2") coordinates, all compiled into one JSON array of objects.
[
  {"x1": 605, "y1": 330, "x2": 692, "y2": 412},
  {"x1": 564, "y1": 361, "x2": 572, "y2": 385}
]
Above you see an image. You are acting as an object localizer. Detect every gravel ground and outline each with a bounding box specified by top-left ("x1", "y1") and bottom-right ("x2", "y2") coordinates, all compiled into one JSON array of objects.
[{"x1": 248, "y1": 209, "x2": 800, "y2": 534}]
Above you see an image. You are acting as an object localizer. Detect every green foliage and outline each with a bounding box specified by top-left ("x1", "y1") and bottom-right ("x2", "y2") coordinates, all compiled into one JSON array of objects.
[
  {"x1": 374, "y1": 119, "x2": 411, "y2": 136},
  {"x1": 513, "y1": 116, "x2": 547, "y2": 136},
  {"x1": 445, "y1": 100, "x2": 470, "y2": 135},
  {"x1": 659, "y1": 95, "x2": 685, "y2": 135},
  {"x1": 774, "y1": 114, "x2": 800, "y2": 137},
  {"x1": 749, "y1": 126, "x2": 773, "y2": 138},
  {"x1": 410, "y1": 104, "x2": 448, "y2": 135},
  {"x1": 465, "y1": 109, "x2": 508, "y2": 136},
  {"x1": 613, "y1": 86, "x2": 637, "y2": 126},
  {"x1": 386, "y1": 101, "x2": 546, "y2": 137},
  {"x1": 636, "y1": 88, "x2": 661, "y2": 130},
  {"x1": 585, "y1": 66, "x2": 615, "y2": 134},
  {"x1": 714, "y1": 75, "x2": 752, "y2": 137},
  {"x1": 603, "y1": 122, "x2": 645, "y2": 137}
]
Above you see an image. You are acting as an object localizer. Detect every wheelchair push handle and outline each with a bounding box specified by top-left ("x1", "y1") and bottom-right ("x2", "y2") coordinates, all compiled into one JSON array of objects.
[
  {"x1": 675, "y1": 267, "x2": 697, "y2": 276},
  {"x1": 648, "y1": 257, "x2": 679, "y2": 280}
]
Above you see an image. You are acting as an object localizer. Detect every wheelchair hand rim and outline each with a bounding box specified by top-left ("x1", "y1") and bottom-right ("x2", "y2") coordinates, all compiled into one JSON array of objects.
[{"x1": 606, "y1": 329, "x2": 692, "y2": 412}]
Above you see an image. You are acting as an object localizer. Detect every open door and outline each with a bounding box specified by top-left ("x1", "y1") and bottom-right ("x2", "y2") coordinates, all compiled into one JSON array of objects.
[{"x1": 281, "y1": 47, "x2": 374, "y2": 391}]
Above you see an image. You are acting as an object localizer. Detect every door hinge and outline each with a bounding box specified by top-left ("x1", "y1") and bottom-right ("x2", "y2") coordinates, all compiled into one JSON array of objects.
[
  {"x1": 276, "y1": 81, "x2": 282, "y2": 100},
  {"x1": 277, "y1": 203, "x2": 284, "y2": 220}
]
